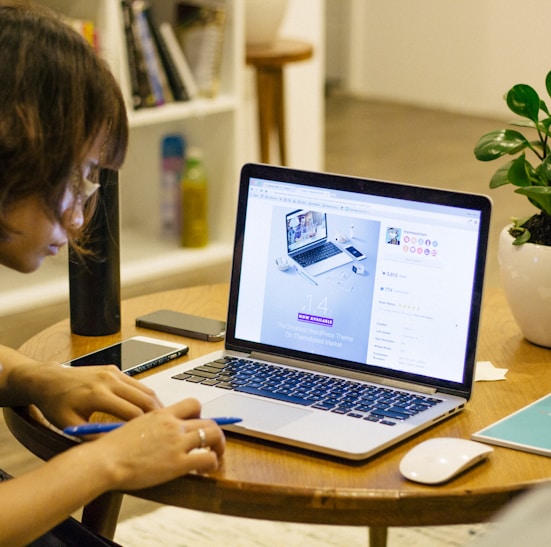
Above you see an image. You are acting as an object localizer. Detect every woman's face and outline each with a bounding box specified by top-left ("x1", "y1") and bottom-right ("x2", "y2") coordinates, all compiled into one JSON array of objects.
[{"x1": 0, "y1": 143, "x2": 102, "y2": 274}]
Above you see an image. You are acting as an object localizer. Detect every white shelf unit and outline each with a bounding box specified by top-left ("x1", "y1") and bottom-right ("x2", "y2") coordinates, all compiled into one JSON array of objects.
[{"x1": 1, "y1": 0, "x2": 244, "y2": 316}]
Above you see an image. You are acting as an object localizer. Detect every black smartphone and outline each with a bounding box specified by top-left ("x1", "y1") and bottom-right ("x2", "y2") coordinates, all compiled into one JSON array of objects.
[
  {"x1": 66, "y1": 336, "x2": 189, "y2": 376},
  {"x1": 136, "y1": 309, "x2": 226, "y2": 342}
]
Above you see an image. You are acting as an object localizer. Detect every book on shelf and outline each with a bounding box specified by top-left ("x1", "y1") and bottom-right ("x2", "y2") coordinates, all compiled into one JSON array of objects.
[
  {"x1": 121, "y1": 0, "x2": 156, "y2": 108},
  {"x1": 142, "y1": 5, "x2": 191, "y2": 102},
  {"x1": 122, "y1": 1, "x2": 204, "y2": 109},
  {"x1": 132, "y1": 0, "x2": 173, "y2": 106},
  {"x1": 175, "y1": 1, "x2": 227, "y2": 98},
  {"x1": 159, "y1": 22, "x2": 199, "y2": 101}
]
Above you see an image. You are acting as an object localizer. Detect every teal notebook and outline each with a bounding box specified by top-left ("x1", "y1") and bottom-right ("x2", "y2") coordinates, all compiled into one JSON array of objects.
[{"x1": 472, "y1": 393, "x2": 551, "y2": 457}]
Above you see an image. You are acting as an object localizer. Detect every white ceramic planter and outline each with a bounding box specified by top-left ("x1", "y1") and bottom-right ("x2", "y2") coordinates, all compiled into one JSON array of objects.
[
  {"x1": 498, "y1": 225, "x2": 551, "y2": 347},
  {"x1": 245, "y1": 0, "x2": 289, "y2": 46}
]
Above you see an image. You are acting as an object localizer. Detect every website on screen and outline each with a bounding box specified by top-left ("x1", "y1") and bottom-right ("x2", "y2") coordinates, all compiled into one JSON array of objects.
[{"x1": 234, "y1": 178, "x2": 481, "y2": 383}]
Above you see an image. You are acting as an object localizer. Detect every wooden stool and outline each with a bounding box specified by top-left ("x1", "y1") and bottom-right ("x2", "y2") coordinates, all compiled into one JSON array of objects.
[{"x1": 246, "y1": 39, "x2": 313, "y2": 165}]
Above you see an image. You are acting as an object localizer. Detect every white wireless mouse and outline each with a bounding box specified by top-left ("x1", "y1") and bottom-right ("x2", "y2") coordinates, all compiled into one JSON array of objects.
[{"x1": 399, "y1": 437, "x2": 493, "y2": 485}]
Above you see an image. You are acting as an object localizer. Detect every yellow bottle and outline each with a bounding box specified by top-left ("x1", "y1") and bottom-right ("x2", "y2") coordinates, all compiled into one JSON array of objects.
[{"x1": 181, "y1": 147, "x2": 208, "y2": 247}]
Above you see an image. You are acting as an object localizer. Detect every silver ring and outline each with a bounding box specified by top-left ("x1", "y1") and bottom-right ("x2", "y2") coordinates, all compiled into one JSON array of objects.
[{"x1": 197, "y1": 428, "x2": 207, "y2": 449}]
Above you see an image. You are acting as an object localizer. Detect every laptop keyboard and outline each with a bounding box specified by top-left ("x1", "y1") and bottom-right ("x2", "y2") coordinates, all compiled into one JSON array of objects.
[
  {"x1": 293, "y1": 241, "x2": 342, "y2": 267},
  {"x1": 171, "y1": 357, "x2": 444, "y2": 426}
]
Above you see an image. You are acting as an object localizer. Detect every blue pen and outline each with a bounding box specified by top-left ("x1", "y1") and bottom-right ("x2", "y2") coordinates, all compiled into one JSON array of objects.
[{"x1": 63, "y1": 416, "x2": 242, "y2": 436}]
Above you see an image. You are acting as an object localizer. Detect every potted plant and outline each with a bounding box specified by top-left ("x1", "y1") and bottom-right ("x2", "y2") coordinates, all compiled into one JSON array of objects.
[{"x1": 474, "y1": 70, "x2": 551, "y2": 347}]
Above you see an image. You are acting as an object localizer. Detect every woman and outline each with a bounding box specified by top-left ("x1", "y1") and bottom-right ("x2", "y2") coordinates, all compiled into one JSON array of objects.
[{"x1": 0, "y1": 2, "x2": 225, "y2": 545}]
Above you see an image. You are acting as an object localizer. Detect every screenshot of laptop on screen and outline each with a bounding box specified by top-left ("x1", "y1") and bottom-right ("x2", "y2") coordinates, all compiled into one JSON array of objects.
[{"x1": 234, "y1": 175, "x2": 483, "y2": 386}]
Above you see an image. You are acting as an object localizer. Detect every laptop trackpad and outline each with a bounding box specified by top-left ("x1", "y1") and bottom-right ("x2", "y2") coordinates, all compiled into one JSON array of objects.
[{"x1": 202, "y1": 394, "x2": 310, "y2": 432}]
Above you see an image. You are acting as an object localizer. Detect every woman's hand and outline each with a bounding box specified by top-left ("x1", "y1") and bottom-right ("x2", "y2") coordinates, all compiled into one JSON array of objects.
[
  {"x1": 88, "y1": 398, "x2": 226, "y2": 489},
  {"x1": 0, "y1": 398, "x2": 225, "y2": 547},
  {"x1": 11, "y1": 362, "x2": 162, "y2": 428}
]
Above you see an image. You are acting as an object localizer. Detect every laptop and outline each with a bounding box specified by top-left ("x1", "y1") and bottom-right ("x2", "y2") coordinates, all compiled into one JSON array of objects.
[
  {"x1": 142, "y1": 163, "x2": 492, "y2": 460},
  {"x1": 286, "y1": 209, "x2": 352, "y2": 276}
]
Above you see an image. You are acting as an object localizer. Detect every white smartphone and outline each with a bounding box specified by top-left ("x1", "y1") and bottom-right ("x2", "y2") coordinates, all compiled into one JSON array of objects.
[
  {"x1": 136, "y1": 309, "x2": 226, "y2": 342},
  {"x1": 344, "y1": 245, "x2": 367, "y2": 260},
  {"x1": 66, "y1": 336, "x2": 189, "y2": 376}
]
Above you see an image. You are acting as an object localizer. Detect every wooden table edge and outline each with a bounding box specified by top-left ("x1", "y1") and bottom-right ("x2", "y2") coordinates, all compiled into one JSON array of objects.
[{"x1": 4, "y1": 284, "x2": 551, "y2": 532}]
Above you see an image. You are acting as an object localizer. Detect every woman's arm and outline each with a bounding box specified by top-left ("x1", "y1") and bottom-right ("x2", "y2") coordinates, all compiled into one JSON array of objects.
[
  {"x1": 0, "y1": 398, "x2": 225, "y2": 547},
  {"x1": 0, "y1": 344, "x2": 162, "y2": 426},
  {"x1": 0, "y1": 344, "x2": 226, "y2": 545}
]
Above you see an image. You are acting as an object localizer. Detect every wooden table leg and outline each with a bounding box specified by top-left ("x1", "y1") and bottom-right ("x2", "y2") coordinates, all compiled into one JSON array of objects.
[
  {"x1": 274, "y1": 68, "x2": 286, "y2": 165},
  {"x1": 255, "y1": 67, "x2": 275, "y2": 164},
  {"x1": 369, "y1": 526, "x2": 388, "y2": 547},
  {"x1": 255, "y1": 65, "x2": 286, "y2": 165},
  {"x1": 81, "y1": 491, "x2": 123, "y2": 541}
]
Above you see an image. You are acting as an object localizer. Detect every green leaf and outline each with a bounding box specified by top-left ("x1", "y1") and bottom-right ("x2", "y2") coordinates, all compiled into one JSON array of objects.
[
  {"x1": 489, "y1": 160, "x2": 514, "y2": 188},
  {"x1": 509, "y1": 119, "x2": 537, "y2": 129},
  {"x1": 474, "y1": 129, "x2": 530, "y2": 161},
  {"x1": 536, "y1": 155, "x2": 551, "y2": 184},
  {"x1": 507, "y1": 154, "x2": 535, "y2": 187},
  {"x1": 510, "y1": 117, "x2": 551, "y2": 140},
  {"x1": 541, "y1": 117, "x2": 551, "y2": 132},
  {"x1": 507, "y1": 84, "x2": 541, "y2": 122},
  {"x1": 546, "y1": 70, "x2": 551, "y2": 99},
  {"x1": 515, "y1": 186, "x2": 551, "y2": 216},
  {"x1": 511, "y1": 215, "x2": 533, "y2": 228},
  {"x1": 513, "y1": 229, "x2": 532, "y2": 245}
]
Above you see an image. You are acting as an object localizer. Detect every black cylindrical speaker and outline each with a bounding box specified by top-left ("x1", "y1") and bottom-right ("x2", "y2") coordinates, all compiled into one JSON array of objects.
[{"x1": 69, "y1": 168, "x2": 121, "y2": 336}]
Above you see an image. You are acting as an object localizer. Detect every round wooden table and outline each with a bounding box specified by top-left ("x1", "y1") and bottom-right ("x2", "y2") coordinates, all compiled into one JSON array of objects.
[
  {"x1": 246, "y1": 39, "x2": 313, "y2": 165},
  {"x1": 5, "y1": 284, "x2": 551, "y2": 547}
]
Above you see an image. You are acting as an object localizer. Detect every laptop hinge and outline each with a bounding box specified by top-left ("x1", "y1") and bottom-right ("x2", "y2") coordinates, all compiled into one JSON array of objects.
[{"x1": 249, "y1": 352, "x2": 437, "y2": 395}]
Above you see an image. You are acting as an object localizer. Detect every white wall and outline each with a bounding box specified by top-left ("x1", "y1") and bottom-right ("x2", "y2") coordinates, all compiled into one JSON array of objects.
[
  {"x1": 340, "y1": 0, "x2": 551, "y2": 119},
  {"x1": 242, "y1": 0, "x2": 325, "y2": 169},
  {"x1": 325, "y1": 0, "x2": 350, "y2": 84}
]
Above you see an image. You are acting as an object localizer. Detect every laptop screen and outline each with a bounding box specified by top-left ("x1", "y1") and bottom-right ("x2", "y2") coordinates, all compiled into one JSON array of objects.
[
  {"x1": 227, "y1": 164, "x2": 491, "y2": 398},
  {"x1": 286, "y1": 210, "x2": 328, "y2": 253}
]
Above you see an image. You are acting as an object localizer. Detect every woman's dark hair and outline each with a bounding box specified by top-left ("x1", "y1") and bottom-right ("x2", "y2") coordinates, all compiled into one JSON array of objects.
[{"x1": 0, "y1": 0, "x2": 128, "y2": 243}]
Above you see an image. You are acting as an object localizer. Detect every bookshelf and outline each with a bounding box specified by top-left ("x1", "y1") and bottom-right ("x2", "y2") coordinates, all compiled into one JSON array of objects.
[{"x1": 1, "y1": 0, "x2": 244, "y2": 316}]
